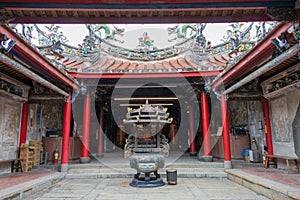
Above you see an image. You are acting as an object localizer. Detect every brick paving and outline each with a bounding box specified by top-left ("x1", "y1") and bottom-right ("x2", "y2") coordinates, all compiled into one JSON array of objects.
[
  {"x1": 0, "y1": 171, "x2": 55, "y2": 190},
  {"x1": 239, "y1": 167, "x2": 300, "y2": 189}
]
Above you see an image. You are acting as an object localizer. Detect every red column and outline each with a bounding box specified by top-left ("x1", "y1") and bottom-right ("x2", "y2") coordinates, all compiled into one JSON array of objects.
[
  {"x1": 61, "y1": 93, "x2": 71, "y2": 168},
  {"x1": 81, "y1": 89, "x2": 91, "y2": 159},
  {"x1": 189, "y1": 104, "x2": 197, "y2": 156},
  {"x1": 263, "y1": 98, "x2": 274, "y2": 156},
  {"x1": 19, "y1": 102, "x2": 28, "y2": 147},
  {"x1": 221, "y1": 92, "x2": 232, "y2": 168},
  {"x1": 98, "y1": 100, "x2": 104, "y2": 155},
  {"x1": 201, "y1": 92, "x2": 211, "y2": 157}
]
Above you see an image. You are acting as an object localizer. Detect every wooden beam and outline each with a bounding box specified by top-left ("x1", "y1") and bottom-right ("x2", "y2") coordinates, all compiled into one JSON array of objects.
[
  {"x1": 7, "y1": 13, "x2": 270, "y2": 24},
  {"x1": 224, "y1": 45, "x2": 299, "y2": 95},
  {"x1": 68, "y1": 71, "x2": 222, "y2": 79},
  {"x1": 0, "y1": 0, "x2": 293, "y2": 8},
  {"x1": 0, "y1": 25, "x2": 80, "y2": 91},
  {"x1": 0, "y1": 52, "x2": 69, "y2": 96},
  {"x1": 212, "y1": 23, "x2": 293, "y2": 90}
]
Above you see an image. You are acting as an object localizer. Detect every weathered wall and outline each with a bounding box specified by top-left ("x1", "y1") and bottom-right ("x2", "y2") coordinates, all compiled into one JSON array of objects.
[
  {"x1": 27, "y1": 102, "x2": 64, "y2": 141},
  {"x1": 293, "y1": 102, "x2": 300, "y2": 158},
  {"x1": 270, "y1": 89, "x2": 300, "y2": 158},
  {"x1": 229, "y1": 101, "x2": 248, "y2": 126},
  {"x1": 246, "y1": 101, "x2": 265, "y2": 150},
  {"x1": 209, "y1": 93, "x2": 222, "y2": 135},
  {"x1": 228, "y1": 100, "x2": 265, "y2": 150},
  {"x1": 0, "y1": 97, "x2": 21, "y2": 173}
]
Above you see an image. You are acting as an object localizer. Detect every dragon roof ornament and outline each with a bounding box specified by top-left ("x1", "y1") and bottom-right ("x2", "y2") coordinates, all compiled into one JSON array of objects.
[{"x1": 9, "y1": 22, "x2": 277, "y2": 73}]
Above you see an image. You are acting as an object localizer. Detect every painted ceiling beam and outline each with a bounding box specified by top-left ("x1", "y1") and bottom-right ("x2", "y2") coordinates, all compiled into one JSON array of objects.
[
  {"x1": 6, "y1": 12, "x2": 269, "y2": 24},
  {"x1": 211, "y1": 23, "x2": 293, "y2": 90},
  {"x1": 0, "y1": 25, "x2": 80, "y2": 91},
  {"x1": 223, "y1": 45, "x2": 299, "y2": 95},
  {"x1": 68, "y1": 71, "x2": 222, "y2": 79},
  {"x1": 0, "y1": 52, "x2": 69, "y2": 97},
  {"x1": 0, "y1": 0, "x2": 294, "y2": 8}
]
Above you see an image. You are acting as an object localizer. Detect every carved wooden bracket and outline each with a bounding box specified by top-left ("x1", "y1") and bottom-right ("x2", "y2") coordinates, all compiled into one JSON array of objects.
[
  {"x1": 266, "y1": 7, "x2": 297, "y2": 22},
  {"x1": 0, "y1": 9, "x2": 14, "y2": 24}
]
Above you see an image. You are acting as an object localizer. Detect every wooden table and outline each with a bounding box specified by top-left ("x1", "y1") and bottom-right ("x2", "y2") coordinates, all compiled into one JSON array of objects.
[
  {"x1": 0, "y1": 159, "x2": 22, "y2": 173},
  {"x1": 263, "y1": 154, "x2": 300, "y2": 173}
]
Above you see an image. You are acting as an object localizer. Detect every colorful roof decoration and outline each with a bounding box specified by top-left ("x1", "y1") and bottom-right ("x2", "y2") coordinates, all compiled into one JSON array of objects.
[{"x1": 9, "y1": 22, "x2": 277, "y2": 74}]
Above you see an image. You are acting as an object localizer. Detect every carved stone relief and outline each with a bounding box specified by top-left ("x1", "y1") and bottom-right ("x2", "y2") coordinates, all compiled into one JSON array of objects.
[
  {"x1": 270, "y1": 95, "x2": 290, "y2": 142},
  {"x1": 292, "y1": 102, "x2": 300, "y2": 158},
  {"x1": 0, "y1": 97, "x2": 20, "y2": 160}
]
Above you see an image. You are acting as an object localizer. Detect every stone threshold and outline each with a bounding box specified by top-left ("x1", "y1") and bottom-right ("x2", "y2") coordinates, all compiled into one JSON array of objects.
[{"x1": 225, "y1": 169, "x2": 300, "y2": 200}]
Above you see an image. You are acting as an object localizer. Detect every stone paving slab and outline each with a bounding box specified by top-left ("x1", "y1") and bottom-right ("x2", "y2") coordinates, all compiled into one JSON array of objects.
[
  {"x1": 66, "y1": 167, "x2": 227, "y2": 179},
  {"x1": 34, "y1": 178, "x2": 269, "y2": 200},
  {"x1": 226, "y1": 169, "x2": 300, "y2": 200},
  {"x1": 0, "y1": 172, "x2": 65, "y2": 200}
]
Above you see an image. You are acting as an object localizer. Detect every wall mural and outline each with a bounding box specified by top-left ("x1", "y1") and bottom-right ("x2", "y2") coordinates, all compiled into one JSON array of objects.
[
  {"x1": 0, "y1": 98, "x2": 20, "y2": 160},
  {"x1": 228, "y1": 101, "x2": 248, "y2": 127},
  {"x1": 271, "y1": 95, "x2": 290, "y2": 143},
  {"x1": 292, "y1": 102, "x2": 300, "y2": 158}
]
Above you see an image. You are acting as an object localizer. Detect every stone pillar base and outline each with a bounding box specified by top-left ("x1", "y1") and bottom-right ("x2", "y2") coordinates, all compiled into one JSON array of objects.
[
  {"x1": 224, "y1": 160, "x2": 232, "y2": 169},
  {"x1": 80, "y1": 157, "x2": 91, "y2": 163},
  {"x1": 200, "y1": 156, "x2": 213, "y2": 162},
  {"x1": 60, "y1": 163, "x2": 68, "y2": 172},
  {"x1": 189, "y1": 152, "x2": 197, "y2": 156},
  {"x1": 95, "y1": 153, "x2": 104, "y2": 158}
]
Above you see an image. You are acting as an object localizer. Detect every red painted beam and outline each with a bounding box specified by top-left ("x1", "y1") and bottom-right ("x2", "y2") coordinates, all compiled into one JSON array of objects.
[
  {"x1": 0, "y1": 25, "x2": 80, "y2": 91},
  {"x1": 189, "y1": 104, "x2": 197, "y2": 155},
  {"x1": 61, "y1": 93, "x2": 71, "y2": 165},
  {"x1": 7, "y1": 13, "x2": 269, "y2": 24},
  {"x1": 98, "y1": 101, "x2": 104, "y2": 155},
  {"x1": 201, "y1": 92, "x2": 211, "y2": 157},
  {"x1": 221, "y1": 92, "x2": 231, "y2": 165},
  {"x1": 69, "y1": 71, "x2": 222, "y2": 79},
  {"x1": 10, "y1": 15, "x2": 269, "y2": 24},
  {"x1": 82, "y1": 89, "x2": 91, "y2": 158},
  {"x1": 263, "y1": 98, "x2": 274, "y2": 156},
  {"x1": 19, "y1": 102, "x2": 28, "y2": 148},
  {"x1": 212, "y1": 23, "x2": 293, "y2": 89},
  {"x1": 7, "y1": 7, "x2": 265, "y2": 11},
  {"x1": 0, "y1": 0, "x2": 289, "y2": 4}
]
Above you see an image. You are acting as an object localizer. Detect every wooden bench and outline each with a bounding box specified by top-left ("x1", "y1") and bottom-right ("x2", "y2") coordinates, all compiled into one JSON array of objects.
[
  {"x1": 0, "y1": 159, "x2": 22, "y2": 173},
  {"x1": 263, "y1": 154, "x2": 300, "y2": 173}
]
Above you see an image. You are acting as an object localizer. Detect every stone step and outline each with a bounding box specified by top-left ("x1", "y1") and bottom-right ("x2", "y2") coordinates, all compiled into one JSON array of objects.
[
  {"x1": 0, "y1": 172, "x2": 65, "y2": 200},
  {"x1": 67, "y1": 162, "x2": 224, "y2": 170},
  {"x1": 66, "y1": 168, "x2": 227, "y2": 179}
]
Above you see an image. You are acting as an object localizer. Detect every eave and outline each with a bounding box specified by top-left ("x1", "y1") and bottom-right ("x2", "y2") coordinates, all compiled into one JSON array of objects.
[
  {"x1": 69, "y1": 71, "x2": 222, "y2": 79},
  {"x1": 0, "y1": 25, "x2": 80, "y2": 91},
  {"x1": 211, "y1": 22, "x2": 294, "y2": 90},
  {"x1": 0, "y1": 0, "x2": 296, "y2": 24}
]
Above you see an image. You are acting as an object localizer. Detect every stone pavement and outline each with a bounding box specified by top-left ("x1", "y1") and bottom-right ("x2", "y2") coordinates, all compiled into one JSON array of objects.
[
  {"x1": 34, "y1": 178, "x2": 269, "y2": 200},
  {"x1": 226, "y1": 168, "x2": 300, "y2": 200},
  {"x1": 1, "y1": 152, "x2": 300, "y2": 200},
  {"x1": 0, "y1": 171, "x2": 64, "y2": 200}
]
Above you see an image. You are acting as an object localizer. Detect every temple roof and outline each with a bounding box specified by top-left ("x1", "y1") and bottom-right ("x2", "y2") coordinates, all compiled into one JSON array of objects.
[
  {"x1": 10, "y1": 23, "x2": 275, "y2": 75},
  {"x1": 0, "y1": 0, "x2": 296, "y2": 24}
]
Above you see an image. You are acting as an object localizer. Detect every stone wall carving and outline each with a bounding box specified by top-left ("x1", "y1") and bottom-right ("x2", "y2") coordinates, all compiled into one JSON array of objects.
[
  {"x1": 270, "y1": 95, "x2": 290, "y2": 142},
  {"x1": 0, "y1": 97, "x2": 20, "y2": 160}
]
